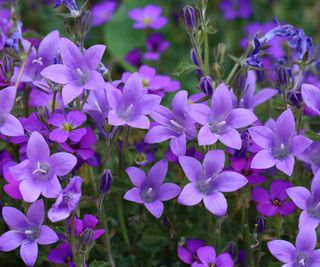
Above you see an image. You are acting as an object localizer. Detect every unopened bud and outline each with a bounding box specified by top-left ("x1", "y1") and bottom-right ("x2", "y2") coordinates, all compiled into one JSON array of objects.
[
  {"x1": 234, "y1": 70, "x2": 248, "y2": 99},
  {"x1": 227, "y1": 241, "x2": 238, "y2": 260},
  {"x1": 217, "y1": 43, "x2": 226, "y2": 64},
  {"x1": 199, "y1": 76, "x2": 214, "y2": 97},
  {"x1": 78, "y1": 228, "x2": 94, "y2": 253},
  {"x1": 276, "y1": 66, "x2": 289, "y2": 89},
  {"x1": 183, "y1": 5, "x2": 196, "y2": 30},
  {"x1": 190, "y1": 48, "x2": 200, "y2": 67},
  {"x1": 1, "y1": 53, "x2": 14, "y2": 81},
  {"x1": 256, "y1": 215, "x2": 266, "y2": 233},
  {"x1": 99, "y1": 169, "x2": 113, "y2": 195}
]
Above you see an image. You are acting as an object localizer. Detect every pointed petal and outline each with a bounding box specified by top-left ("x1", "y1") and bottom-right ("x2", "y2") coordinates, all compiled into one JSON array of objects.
[
  {"x1": 178, "y1": 183, "x2": 203, "y2": 206},
  {"x1": 291, "y1": 135, "x2": 312, "y2": 155},
  {"x1": 203, "y1": 150, "x2": 225, "y2": 177},
  {"x1": 299, "y1": 210, "x2": 318, "y2": 229},
  {"x1": 148, "y1": 159, "x2": 168, "y2": 186},
  {"x1": 145, "y1": 200, "x2": 164, "y2": 218},
  {"x1": 275, "y1": 109, "x2": 295, "y2": 142},
  {"x1": 0, "y1": 114, "x2": 24, "y2": 136},
  {"x1": 211, "y1": 83, "x2": 232, "y2": 116},
  {"x1": 178, "y1": 156, "x2": 202, "y2": 182},
  {"x1": 27, "y1": 199, "x2": 44, "y2": 225},
  {"x1": 198, "y1": 125, "x2": 217, "y2": 146},
  {"x1": 84, "y1": 45, "x2": 106, "y2": 69},
  {"x1": 20, "y1": 180, "x2": 41, "y2": 203},
  {"x1": 296, "y1": 227, "x2": 317, "y2": 253},
  {"x1": 2, "y1": 206, "x2": 27, "y2": 229},
  {"x1": 128, "y1": 115, "x2": 150, "y2": 129},
  {"x1": 144, "y1": 125, "x2": 174, "y2": 144},
  {"x1": 301, "y1": 83, "x2": 320, "y2": 114},
  {"x1": 248, "y1": 126, "x2": 274, "y2": 148},
  {"x1": 60, "y1": 37, "x2": 83, "y2": 68},
  {"x1": 251, "y1": 149, "x2": 276, "y2": 169},
  {"x1": 40, "y1": 64, "x2": 74, "y2": 84},
  {"x1": 20, "y1": 241, "x2": 38, "y2": 267},
  {"x1": 158, "y1": 183, "x2": 181, "y2": 201},
  {"x1": 227, "y1": 108, "x2": 257, "y2": 128},
  {"x1": 213, "y1": 171, "x2": 248, "y2": 192},
  {"x1": 286, "y1": 187, "x2": 310, "y2": 210},
  {"x1": 62, "y1": 83, "x2": 83, "y2": 105},
  {"x1": 41, "y1": 177, "x2": 62, "y2": 198},
  {"x1": 50, "y1": 152, "x2": 77, "y2": 176},
  {"x1": 126, "y1": 167, "x2": 146, "y2": 187},
  {"x1": 203, "y1": 192, "x2": 227, "y2": 216},
  {"x1": 186, "y1": 103, "x2": 210, "y2": 125},
  {"x1": 0, "y1": 230, "x2": 24, "y2": 251},
  {"x1": 267, "y1": 240, "x2": 295, "y2": 263},
  {"x1": 251, "y1": 88, "x2": 278, "y2": 108},
  {"x1": 27, "y1": 131, "x2": 50, "y2": 160},
  {"x1": 37, "y1": 226, "x2": 58, "y2": 245},
  {"x1": 0, "y1": 86, "x2": 16, "y2": 112},
  {"x1": 170, "y1": 134, "x2": 186, "y2": 156},
  {"x1": 218, "y1": 128, "x2": 242, "y2": 149},
  {"x1": 124, "y1": 188, "x2": 143, "y2": 204},
  {"x1": 276, "y1": 155, "x2": 294, "y2": 176}
]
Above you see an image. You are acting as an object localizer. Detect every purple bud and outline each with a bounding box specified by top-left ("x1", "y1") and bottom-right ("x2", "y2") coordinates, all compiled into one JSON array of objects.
[
  {"x1": 183, "y1": 5, "x2": 196, "y2": 29},
  {"x1": 190, "y1": 48, "x2": 200, "y2": 67},
  {"x1": 234, "y1": 70, "x2": 248, "y2": 99},
  {"x1": 227, "y1": 241, "x2": 238, "y2": 260},
  {"x1": 199, "y1": 76, "x2": 214, "y2": 97},
  {"x1": 78, "y1": 10, "x2": 92, "y2": 38},
  {"x1": 288, "y1": 90, "x2": 303, "y2": 108},
  {"x1": 99, "y1": 169, "x2": 113, "y2": 195},
  {"x1": 256, "y1": 215, "x2": 266, "y2": 233},
  {"x1": 78, "y1": 228, "x2": 94, "y2": 253},
  {"x1": 276, "y1": 66, "x2": 289, "y2": 89},
  {"x1": 1, "y1": 53, "x2": 14, "y2": 81}
]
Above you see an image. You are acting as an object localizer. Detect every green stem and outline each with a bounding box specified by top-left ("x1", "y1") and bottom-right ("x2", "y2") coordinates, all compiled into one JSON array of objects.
[
  {"x1": 225, "y1": 62, "x2": 240, "y2": 85},
  {"x1": 52, "y1": 90, "x2": 57, "y2": 114},
  {"x1": 15, "y1": 42, "x2": 34, "y2": 89},
  {"x1": 116, "y1": 195, "x2": 130, "y2": 249},
  {"x1": 297, "y1": 107, "x2": 304, "y2": 134},
  {"x1": 199, "y1": 1, "x2": 209, "y2": 75},
  {"x1": 189, "y1": 33, "x2": 203, "y2": 70}
]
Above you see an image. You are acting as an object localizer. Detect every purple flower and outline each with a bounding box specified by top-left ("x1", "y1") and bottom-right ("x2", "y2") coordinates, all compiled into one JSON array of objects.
[
  {"x1": 249, "y1": 109, "x2": 312, "y2": 176},
  {"x1": 124, "y1": 159, "x2": 181, "y2": 218},
  {"x1": 219, "y1": 0, "x2": 252, "y2": 20},
  {"x1": 177, "y1": 239, "x2": 205, "y2": 264},
  {"x1": 0, "y1": 200, "x2": 58, "y2": 266},
  {"x1": 128, "y1": 4, "x2": 167, "y2": 30},
  {"x1": 41, "y1": 38, "x2": 106, "y2": 105},
  {"x1": 298, "y1": 141, "x2": 320, "y2": 175},
  {"x1": 133, "y1": 141, "x2": 155, "y2": 166},
  {"x1": 48, "y1": 243, "x2": 75, "y2": 267},
  {"x1": 0, "y1": 86, "x2": 24, "y2": 136},
  {"x1": 48, "y1": 176, "x2": 82, "y2": 222},
  {"x1": 125, "y1": 48, "x2": 142, "y2": 68},
  {"x1": 268, "y1": 228, "x2": 320, "y2": 266},
  {"x1": 287, "y1": 171, "x2": 320, "y2": 229},
  {"x1": 54, "y1": 0, "x2": 78, "y2": 13},
  {"x1": 48, "y1": 111, "x2": 87, "y2": 143},
  {"x1": 144, "y1": 33, "x2": 169, "y2": 61},
  {"x1": 231, "y1": 70, "x2": 278, "y2": 110},
  {"x1": 252, "y1": 179, "x2": 296, "y2": 217},
  {"x1": 178, "y1": 150, "x2": 248, "y2": 216},
  {"x1": 230, "y1": 155, "x2": 267, "y2": 184},
  {"x1": 12, "y1": 31, "x2": 60, "y2": 89},
  {"x1": 107, "y1": 72, "x2": 161, "y2": 129},
  {"x1": 91, "y1": 0, "x2": 117, "y2": 26},
  {"x1": 10, "y1": 131, "x2": 77, "y2": 202},
  {"x1": 192, "y1": 246, "x2": 234, "y2": 267},
  {"x1": 2, "y1": 160, "x2": 22, "y2": 200},
  {"x1": 73, "y1": 214, "x2": 105, "y2": 240},
  {"x1": 302, "y1": 83, "x2": 320, "y2": 115},
  {"x1": 145, "y1": 90, "x2": 196, "y2": 156},
  {"x1": 187, "y1": 83, "x2": 257, "y2": 149}
]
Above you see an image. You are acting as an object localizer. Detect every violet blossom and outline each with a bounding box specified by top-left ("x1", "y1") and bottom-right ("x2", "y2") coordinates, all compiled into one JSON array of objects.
[
  {"x1": 252, "y1": 179, "x2": 296, "y2": 217},
  {"x1": 2, "y1": 160, "x2": 22, "y2": 200},
  {"x1": 219, "y1": 0, "x2": 252, "y2": 20},
  {"x1": 298, "y1": 141, "x2": 320, "y2": 175},
  {"x1": 48, "y1": 110, "x2": 87, "y2": 143},
  {"x1": 145, "y1": 90, "x2": 196, "y2": 156},
  {"x1": 192, "y1": 246, "x2": 234, "y2": 267},
  {"x1": 301, "y1": 83, "x2": 320, "y2": 115},
  {"x1": 48, "y1": 242, "x2": 75, "y2": 267},
  {"x1": 178, "y1": 150, "x2": 248, "y2": 216},
  {"x1": 144, "y1": 33, "x2": 169, "y2": 61},
  {"x1": 177, "y1": 239, "x2": 205, "y2": 265},
  {"x1": 0, "y1": 199, "x2": 58, "y2": 266},
  {"x1": 48, "y1": 176, "x2": 82, "y2": 222},
  {"x1": 10, "y1": 131, "x2": 77, "y2": 202},
  {"x1": 73, "y1": 214, "x2": 105, "y2": 240},
  {"x1": 128, "y1": 4, "x2": 167, "y2": 30},
  {"x1": 187, "y1": 83, "x2": 257, "y2": 149},
  {"x1": 91, "y1": 0, "x2": 117, "y2": 26},
  {"x1": 124, "y1": 159, "x2": 181, "y2": 218},
  {"x1": 249, "y1": 108, "x2": 312, "y2": 176},
  {"x1": 41, "y1": 38, "x2": 106, "y2": 105}
]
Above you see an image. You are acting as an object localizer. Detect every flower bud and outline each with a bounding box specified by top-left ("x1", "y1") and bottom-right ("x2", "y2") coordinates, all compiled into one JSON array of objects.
[
  {"x1": 227, "y1": 241, "x2": 238, "y2": 260},
  {"x1": 234, "y1": 70, "x2": 248, "y2": 99},
  {"x1": 1, "y1": 53, "x2": 14, "y2": 81},
  {"x1": 276, "y1": 66, "x2": 289, "y2": 89},
  {"x1": 217, "y1": 43, "x2": 226, "y2": 64},
  {"x1": 78, "y1": 10, "x2": 92, "y2": 39},
  {"x1": 99, "y1": 169, "x2": 113, "y2": 195},
  {"x1": 288, "y1": 90, "x2": 303, "y2": 108},
  {"x1": 190, "y1": 48, "x2": 200, "y2": 67},
  {"x1": 183, "y1": 5, "x2": 196, "y2": 30},
  {"x1": 199, "y1": 76, "x2": 214, "y2": 97},
  {"x1": 78, "y1": 229, "x2": 94, "y2": 253},
  {"x1": 256, "y1": 215, "x2": 266, "y2": 233}
]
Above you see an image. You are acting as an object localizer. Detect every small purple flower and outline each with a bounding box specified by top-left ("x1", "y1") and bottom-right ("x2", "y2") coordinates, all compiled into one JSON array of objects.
[
  {"x1": 230, "y1": 155, "x2": 267, "y2": 184},
  {"x1": 133, "y1": 141, "x2": 155, "y2": 167},
  {"x1": 192, "y1": 246, "x2": 234, "y2": 267},
  {"x1": 41, "y1": 38, "x2": 106, "y2": 105},
  {"x1": 124, "y1": 159, "x2": 181, "y2": 218},
  {"x1": 107, "y1": 72, "x2": 161, "y2": 129},
  {"x1": 48, "y1": 176, "x2": 82, "y2": 222},
  {"x1": 48, "y1": 242, "x2": 75, "y2": 267},
  {"x1": 2, "y1": 160, "x2": 22, "y2": 200},
  {"x1": 178, "y1": 150, "x2": 248, "y2": 216},
  {"x1": 219, "y1": 0, "x2": 252, "y2": 20},
  {"x1": 302, "y1": 83, "x2": 320, "y2": 115},
  {"x1": 128, "y1": 4, "x2": 167, "y2": 30},
  {"x1": 268, "y1": 228, "x2": 320, "y2": 266},
  {"x1": 187, "y1": 83, "x2": 257, "y2": 149},
  {"x1": 10, "y1": 131, "x2": 77, "y2": 202},
  {"x1": 48, "y1": 111, "x2": 87, "y2": 143},
  {"x1": 73, "y1": 214, "x2": 105, "y2": 240},
  {"x1": 287, "y1": 171, "x2": 320, "y2": 229},
  {"x1": 298, "y1": 141, "x2": 320, "y2": 175},
  {"x1": 252, "y1": 179, "x2": 296, "y2": 217},
  {"x1": 145, "y1": 90, "x2": 196, "y2": 156},
  {"x1": 91, "y1": 0, "x2": 117, "y2": 26},
  {"x1": 177, "y1": 239, "x2": 205, "y2": 265},
  {"x1": 144, "y1": 33, "x2": 169, "y2": 61},
  {"x1": 249, "y1": 109, "x2": 312, "y2": 176},
  {"x1": 0, "y1": 86, "x2": 24, "y2": 136},
  {"x1": 231, "y1": 70, "x2": 278, "y2": 110},
  {"x1": 0, "y1": 200, "x2": 58, "y2": 266},
  {"x1": 125, "y1": 48, "x2": 142, "y2": 68}
]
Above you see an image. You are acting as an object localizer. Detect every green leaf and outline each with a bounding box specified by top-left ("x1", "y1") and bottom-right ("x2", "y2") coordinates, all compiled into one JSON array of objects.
[
  {"x1": 205, "y1": 25, "x2": 217, "y2": 35},
  {"x1": 89, "y1": 260, "x2": 108, "y2": 267},
  {"x1": 304, "y1": 131, "x2": 320, "y2": 141},
  {"x1": 173, "y1": 62, "x2": 197, "y2": 76}
]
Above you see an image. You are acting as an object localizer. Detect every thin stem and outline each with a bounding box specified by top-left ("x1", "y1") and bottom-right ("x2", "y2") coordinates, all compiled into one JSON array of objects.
[
  {"x1": 199, "y1": 1, "x2": 209, "y2": 75},
  {"x1": 225, "y1": 62, "x2": 240, "y2": 85},
  {"x1": 52, "y1": 90, "x2": 57, "y2": 114},
  {"x1": 116, "y1": 195, "x2": 130, "y2": 249},
  {"x1": 80, "y1": 90, "x2": 90, "y2": 110},
  {"x1": 292, "y1": 68, "x2": 303, "y2": 92},
  {"x1": 297, "y1": 107, "x2": 304, "y2": 134},
  {"x1": 15, "y1": 42, "x2": 34, "y2": 88},
  {"x1": 189, "y1": 33, "x2": 203, "y2": 70}
]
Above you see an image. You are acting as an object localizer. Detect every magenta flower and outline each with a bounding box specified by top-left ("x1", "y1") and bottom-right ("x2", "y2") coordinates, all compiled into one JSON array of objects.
[
  {"x1": 41, "y1": 38, "x2": 106, "y2": 105},
  {"x1": 187, "y1": 83, "x2": 257, "y2": 149},
  {"x1": 144, "y1": 33, "x2": 169, "y2": 61},
  {"x1": 10, "y1": 131, "x2": 77, "y2": 202},
  {"x1": 252, "y1": 179, "x2": 296, "y2": 217},
  {"x1": 0, "y1": 86, "x2": 24, "y2": 136},
  {"x1": 302, "y1": 83, "x2": 320, "y2": 115},
  {"x1": 178, "y1": 150, "x2": 248, "y2": 216},
  {"x1": 124, "y1": 159, "x2": 181, "y2": 218},
  {"x1": 249, "y1": 109, "x2": 312, "y2": 175},
  {"x1": 48, "y1": 243, "x2": 75, "y2": 267},
  {"x1": 287, "y1": 171, "x2": 320, "y2": 229},
  {"x1": 230, "y1": 155, "x2": 267, "y2": 184},
  {"x1": 0, "y1": 200, "x2": 58, "y2": 266},
  {"x1": 48, "y1": 176, "x2": 82, "y2": 222},
  {"x1": 268, "y1": 228, "x2": 320, "y2": 266},
  {"x1": 48, "y1": 111, "x2": 87, "y2": 143},
  {"x1": 177, "y1": 239, "x2": 205, "y2": 265},
  {"x1": 128, "y1": 4, "x2": 167, "y2": 30},
  {"x1": 73, "y1": 214, "x2": 105, "y2": 240},
  {"x1": 107, "y1": 72, "x2": 161, "y2": 129},
  {"x1": 192, "y1": 246, "x2": 234, "y2": 267}
]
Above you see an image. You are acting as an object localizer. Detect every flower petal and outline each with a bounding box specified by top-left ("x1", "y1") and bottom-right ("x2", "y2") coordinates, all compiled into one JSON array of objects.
[
  {"x1": 178, "y1": 156, "x2": 202, "y2": 182},
  {"x1": 40, "y1": 64, "x2": 74, "y2": 84},
  {"x1": 126, "y1": 167, "x2": 146, "y2": 187},
  {"x1": 84, "y1": 45, "x2": 106, "y2": 69},
  {"x1": 267, "y1": 240, "x2": 295, "y2": 263},
  {"x1": 37, "y1": 225, "x2": 58, "y2": 245},
  {"x1": 144, "y1": 200, "x2": 164, "y2": 219},
  {"x1": 251, "y1": 149, "x2": 276, "y2": 169},
  {"x1": 178, "y1": 183, "x2": 203, "y2": 206},
  {"x1": 27, "y1": 199, "x2": 44, "y2": 225},
  {"x1": 148, "y1": 159, "x2": 168, "y2": 187},
  {"x1": 124, "y1": 188, "x2": 143, "y2": 204},
  {"x1": 50, "y1": 152, "x2": 77, "y2": 176},
  {"x1": 213, "y1": 171, "x2": 248, "y2": 192},
  {"x1": 197, "y1": 246, "x2": 216, "y2": 265},
  {"x1": 20, "y1": 241, "x2": 38, "y2": 267},
  {"x1": 170, "y1": 133, "x2": 186, "y2": 156},
  {"x1": 286, "y1": 187, "x2": 310, "y2": 210},
  {"x1": 0, "y1": 230, "x2": 24, "y2": 251},
  {"x1": 203, "y1": 192, "x2": 227, "y2": 216},
  {"x1": 227, "y1": 108, "x2": 257, "y2": 128},
  {"x1": 27, "y1": 131, "x2": 50, "y2": 160},
  {"x1": 158, "y1": 183, "x2": 181, "y2": 201},
  {"x1": 218, "y1": 128, "x2": 242, "y2": 149},
  {"x1": 276, "y1": 155, "x2": 294, "y2": 176},
  {"x1": 296, "y1": 227, "x2": 317, "y2": 253},
  {"x1": 198, "y1": 125, "x2": 217, "y2": 146},
  {"x1": 0, "y1": 114, "x2": 24, "y2": 136}
]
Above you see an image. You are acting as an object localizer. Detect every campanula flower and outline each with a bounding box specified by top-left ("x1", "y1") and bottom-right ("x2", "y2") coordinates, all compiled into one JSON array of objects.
[
  {"x1": 298, "y1": 141, "x2": 320, "y2": 175},
  {"x1": 301, "y1": 83, "x2": 320, "y2": 115},
  {"x1": 91, "y1": 0, "x2": 117, "y2": 26},
  {"x1": 73, "y1": 214, "x2": 105, "y2": 240}
]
